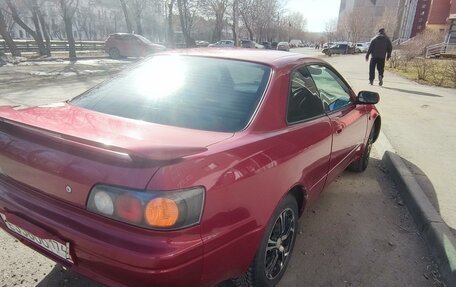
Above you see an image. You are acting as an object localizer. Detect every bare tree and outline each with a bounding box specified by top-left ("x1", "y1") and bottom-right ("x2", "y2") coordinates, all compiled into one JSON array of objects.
[
  {"x1": 167, "y1": 0, "x2": 175, "y2": 45},
  {"x1": 324, "y1": 18, "x2": 337, "y2": 43},
  {"x1": 119, "y1": 0, "x2": 133, "y2": 33},
  {"x1": 59, "y1": 0, "x2": 79, "y2": 61},
  {"x1": 339, "y1": 8, "x2": 366, "y2": 45},
  {"x1": 31, "y1": 0, "x2": 51, "y2": 55},
  {"x1": 6, "y1": 0, "x2": 48, "y2": 56},
  {"x1": 0, "y1": 8, "x2": 20, "y2": 56},
  {"x1": 131, "y1": 0, "x2": 147, "y2": 35},
  {"x1": 228, "y1": 0, "x2": 238, "y2": 45},
  {"x1": 239, "y1": 0, "x2": 256, "y2": 40},
  {"x1": 286, "y1": 11, "x2": 307, "y2": 40},
  {"x1": 206, "y1": 0, "x2": 228, "y2": 42},
  {"x1": 177, "y1": 0, "x2": 201, "y2": 47}
]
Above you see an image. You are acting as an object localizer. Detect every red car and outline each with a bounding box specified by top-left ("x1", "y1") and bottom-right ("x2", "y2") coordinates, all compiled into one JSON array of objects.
[
  {"x1": 105, "y1": 33, "x2": 166, "y2": 58},
  {"x1": 0, "y1": 49, "x2": 380, "y2": 287}
]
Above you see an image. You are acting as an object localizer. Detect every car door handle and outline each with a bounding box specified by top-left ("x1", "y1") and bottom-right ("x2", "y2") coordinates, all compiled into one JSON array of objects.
[{"x1": 336, "y1": 128, "x2": 343, "y2": 134}]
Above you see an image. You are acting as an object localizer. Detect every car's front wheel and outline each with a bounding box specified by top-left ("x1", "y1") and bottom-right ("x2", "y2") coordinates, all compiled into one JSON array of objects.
[
  {"x1": 233, "y1": 194, "x2": 298, "y2": 287},
  {"x1": 348, "y1": 125, "x2": 375, "y2": 172}
]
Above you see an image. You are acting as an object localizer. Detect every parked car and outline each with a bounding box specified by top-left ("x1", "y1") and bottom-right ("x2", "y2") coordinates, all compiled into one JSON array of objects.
[
  {"x1": 322, "y1": 43, "x2": 356, "y2": 56},
  {"x1": 355, "y1": 42, "x2": 369, "y2": 53},
  {"x1": 322, "y1": 42, "x2": 334, "y2": 48},
  {"x1": 208, "y1": 40, "x2": 234, "y2": 48},
  {"x1": 262, "y1": 41, "x2": 272, "y2": 49},
  {"x1": 254, "y1": 42, "x2": 265, "y2": 49},
  {"x1": 240, "y1": 39, "x2": 255, "y2": 48},
  {"x1": 0, "y1": 49, "x2": 380, "y2": 287},
  {"x1": 289, "y1": 39, "x2": 302, "y2": 48},
  {"x1": 277, "y1": 41, "x2": 290, "y2": 51},
  {"x1": 104, "y1": 33, "x2": 166, "y2": 58},
  {"x1": 196, "y1": 40, "x2": 210, "y2": 47},
  {"x1": 240, "y1": 40, "x2": 263, "y2": 49},
  {"x1": 271, "y1": 42, "x2": 278, "y2": 49}
]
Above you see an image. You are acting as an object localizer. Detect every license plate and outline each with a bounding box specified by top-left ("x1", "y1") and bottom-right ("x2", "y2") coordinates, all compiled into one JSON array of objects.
[{"x1": 0, "y1": 213, "x2": 73, "y2": 263}]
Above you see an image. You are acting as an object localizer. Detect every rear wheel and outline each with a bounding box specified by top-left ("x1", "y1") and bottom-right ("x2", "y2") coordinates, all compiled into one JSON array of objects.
[
  {"x1": 233, "y1": 194, "x2": 298, "y2": 287},
  {"x1": 108, "y1": 47, "x2": 120, "y2": 59},
  {"x1": 348, "y1": 125, "x2": 375, "y2": 172}
]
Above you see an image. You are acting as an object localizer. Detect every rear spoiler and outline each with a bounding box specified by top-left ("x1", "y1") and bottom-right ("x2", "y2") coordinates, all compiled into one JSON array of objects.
[{"x1": 0, "y1": 114, "x2": 207, "y2": 165}]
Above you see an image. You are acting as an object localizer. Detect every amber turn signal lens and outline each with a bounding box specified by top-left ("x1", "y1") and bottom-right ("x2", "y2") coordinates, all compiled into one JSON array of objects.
[{"x1": 144, "y1": 198, "x2": 179, "y2": 227}]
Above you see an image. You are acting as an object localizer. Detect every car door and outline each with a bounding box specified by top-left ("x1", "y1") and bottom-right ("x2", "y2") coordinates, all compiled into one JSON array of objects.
[
  {"x1": 285, "y1": 67, "x2": 332, "y2": 199},
  {"x1": 127, "y1": 35, "x2": 143, "y2": 57},
  {"x1": 116, "y1": 34, "x2": 129, "y2": 55},
  {"x1": 307, "y1": 64, "x2": 367, "y2": 184}
]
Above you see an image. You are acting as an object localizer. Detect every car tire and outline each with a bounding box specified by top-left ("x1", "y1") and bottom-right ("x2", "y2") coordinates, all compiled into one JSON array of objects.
[
  {"x1": 108, "y1": 48, "x2": 121, "y2": 59},
  {"x1": 233, "y1": 194, "x2": 298, "y2": 287},
  {"x1": 348, "y1": 125, "x2": 375, "y2": 172},
  {"x1": 356, "y1": 48, "x2": 361, "y2": 53}
]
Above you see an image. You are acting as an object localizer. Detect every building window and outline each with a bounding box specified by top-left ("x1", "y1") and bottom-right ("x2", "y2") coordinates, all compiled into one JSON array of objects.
[{"x1": 421, "y1": 11, "x2": 425, "y2": 15}]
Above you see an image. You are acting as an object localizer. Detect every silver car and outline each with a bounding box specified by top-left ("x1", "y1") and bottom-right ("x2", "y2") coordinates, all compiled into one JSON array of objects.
[
  {"x1": 208, "y1": 40, "x2": 235, "y2": 48},
  {"x1": 277, "y1": 42, "x2": 290, "y2": 51}
]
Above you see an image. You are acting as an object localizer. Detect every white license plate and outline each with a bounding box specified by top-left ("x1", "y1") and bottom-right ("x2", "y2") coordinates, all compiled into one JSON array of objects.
[{"x1": 0, "y1": 213, "x2": 73, "y2": 263}]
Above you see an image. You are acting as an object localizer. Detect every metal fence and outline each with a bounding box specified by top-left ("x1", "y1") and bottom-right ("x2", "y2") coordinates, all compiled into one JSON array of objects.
[
  {"x1": 0, "y1": 40, "x2": 105, "y2": 53},
  {"x1": 425, "y1": 42, "x2": 456, "y2": 58}
]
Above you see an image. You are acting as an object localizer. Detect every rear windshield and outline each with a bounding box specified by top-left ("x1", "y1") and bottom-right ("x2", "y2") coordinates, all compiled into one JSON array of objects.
[{"x1": 71, "y1": 56, "x2": 271, "y2": 132}]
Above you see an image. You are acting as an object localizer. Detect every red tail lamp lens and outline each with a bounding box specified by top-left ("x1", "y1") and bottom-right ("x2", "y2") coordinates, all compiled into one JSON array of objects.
[{"x1": 115, "y1": 195, "x2": 142, "y2": 223}]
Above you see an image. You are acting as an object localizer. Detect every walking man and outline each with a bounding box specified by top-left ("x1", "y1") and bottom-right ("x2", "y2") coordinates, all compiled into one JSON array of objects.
[{"x1": 366, "y1": 28, "x2": 392, "y2": 86}]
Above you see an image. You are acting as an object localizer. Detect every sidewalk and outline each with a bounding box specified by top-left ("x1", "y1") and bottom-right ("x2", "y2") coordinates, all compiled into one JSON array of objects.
[{"x1": 320, "y1": 52, "x2": 456, "y2": 236}]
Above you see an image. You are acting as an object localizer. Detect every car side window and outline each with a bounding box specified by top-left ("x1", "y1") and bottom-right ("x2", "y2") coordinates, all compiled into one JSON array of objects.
[
  {"x1": 307, "y1": 65, "x2": 352, "y2": 112},
  {"x1": 287, "y1": 67, "x2": 324, "y2": 123}
]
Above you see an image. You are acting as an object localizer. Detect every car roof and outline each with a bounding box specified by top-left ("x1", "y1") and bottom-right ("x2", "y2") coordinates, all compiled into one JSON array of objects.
[{"x1": 159, "y1": 48, "x2": 320, "y2": 69}]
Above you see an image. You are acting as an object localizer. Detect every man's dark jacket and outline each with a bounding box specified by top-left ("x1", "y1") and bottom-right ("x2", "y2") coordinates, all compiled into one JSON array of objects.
[{"x1": 367, "y1": 33, "x2": 392, "y2": 59}]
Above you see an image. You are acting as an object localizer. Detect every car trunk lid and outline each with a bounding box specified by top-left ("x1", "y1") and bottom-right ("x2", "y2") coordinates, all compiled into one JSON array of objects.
[{"x1": 0, "y1": 104, "x2": 232, "y2": 208}]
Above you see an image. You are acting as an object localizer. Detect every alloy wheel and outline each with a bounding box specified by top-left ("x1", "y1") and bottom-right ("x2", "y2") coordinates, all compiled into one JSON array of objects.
[{"x1": 264, "y1": 208, "x2": 295, "y2": 280}]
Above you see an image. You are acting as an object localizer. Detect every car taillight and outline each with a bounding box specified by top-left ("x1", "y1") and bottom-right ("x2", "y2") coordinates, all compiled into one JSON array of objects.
[{"x1": 87, "y1": 185, "x2": 205, "y2": 230}]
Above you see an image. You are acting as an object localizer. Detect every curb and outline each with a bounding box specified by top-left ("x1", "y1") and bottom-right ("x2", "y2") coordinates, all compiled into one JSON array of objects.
[{"x1": 382, "y1": 151, "x2": 456, "y2": 286}]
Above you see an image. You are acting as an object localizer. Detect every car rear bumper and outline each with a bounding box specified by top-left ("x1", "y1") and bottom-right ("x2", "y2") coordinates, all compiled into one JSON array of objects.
[{"x1": 0, "y1": 175, "x2": 204, "y2": 287}]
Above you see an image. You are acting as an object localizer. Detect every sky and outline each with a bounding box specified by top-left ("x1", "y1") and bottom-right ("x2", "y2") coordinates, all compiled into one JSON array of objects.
[{"x1": 285, "y1": 0, "x2": 341, "y2": 32}]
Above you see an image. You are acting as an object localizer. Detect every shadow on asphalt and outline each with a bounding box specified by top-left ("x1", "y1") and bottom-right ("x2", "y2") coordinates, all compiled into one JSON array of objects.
[
  {"x1": 400, "y1": 157, "x2": 456, "y2": 238},
  {"x1": 381, "y1": 86, "x2": 442, "y2": 97},
  {"x1": 37, "y1": 265, "x2": 102, "y2": 287}
]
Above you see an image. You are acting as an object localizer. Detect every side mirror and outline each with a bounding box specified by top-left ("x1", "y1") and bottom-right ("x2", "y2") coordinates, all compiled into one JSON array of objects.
[{"x1": 357, "y1": 91, "x2": 379, "y2": 104}]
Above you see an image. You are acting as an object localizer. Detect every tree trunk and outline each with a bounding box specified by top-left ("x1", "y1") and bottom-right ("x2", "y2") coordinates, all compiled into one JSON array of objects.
[
  {"x1": 134, "y1": 16, "x2": 143, "y2": 35},
  {"x1": 232, "y1": 0, "x2": 238, "y2": 46},
  {"x1": 119, "y1": 0, "x2": 133, "y2": 33},
  {"x1": 59, "y1": 0, "x2": 78, "y2": 61},
  {"x1": 0, "y1": 9, "x2": 21, "y2": 56},
  {"x1": 6, "y1": 0, "x2": 47, "y2": 56},
  {"x1": 167, "y1": 0, "x2": 175, "y2": 46},
  {"x1": 30, "y1": 12, "x2": 48, "y2": 56},
  {"x1": 177, "y1": 0, "x2": 195, "y2": 48},
  {"x1": 64, "y1": 16, "x2": 76, "y2": 61},
  {"x1": 242, "y1": 14, "x2": 254, "y2": 40},
  {"x1": 37, "y1": 10, "x2": 51, "y2": 55}
]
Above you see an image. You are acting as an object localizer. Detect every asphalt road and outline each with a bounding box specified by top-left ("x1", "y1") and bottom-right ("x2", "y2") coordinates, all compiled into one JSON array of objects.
[{"x1": 0, "y1": 53, "x2": 444, "y2": 287}]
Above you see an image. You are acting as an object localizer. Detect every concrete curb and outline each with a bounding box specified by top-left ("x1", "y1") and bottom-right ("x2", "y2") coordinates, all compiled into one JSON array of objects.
[{"x1": 382, "y1": 151, "x2": 456, "y2": 286}]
